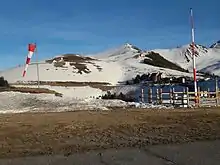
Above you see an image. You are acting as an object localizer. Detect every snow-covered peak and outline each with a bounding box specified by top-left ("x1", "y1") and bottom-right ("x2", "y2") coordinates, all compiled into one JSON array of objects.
[
  {"x1": 93, "y1": 43, "x2": 142, "y2": 60},
  {"x1": 181, "y1": 44, "x2": 208, "y2": 59},
  {"x1": 149, "y1": 44, "x2": 210, "y2": 73},
  {"x1": 124, "y1": 43, "x2": 142, "y2": 52},
  {"x1": 152, "y1": 44, "x2": 208, "y2": 64},
  {"x1": 124, "y1": 43, "x2": 133, "y2": 48},
  {"x1": 210, "y1": 40, "x2": 220, "y2": 48}
]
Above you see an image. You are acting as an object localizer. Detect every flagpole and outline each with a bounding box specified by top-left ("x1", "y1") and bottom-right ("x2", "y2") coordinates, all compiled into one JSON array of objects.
[{"x1": 35, "y1": 43, "x2": 40, "y2": 88}]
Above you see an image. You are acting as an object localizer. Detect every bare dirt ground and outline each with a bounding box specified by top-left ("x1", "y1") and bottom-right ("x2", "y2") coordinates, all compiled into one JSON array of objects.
[
  {"x1": 1, "y1": 141, "x2": 220, "y2": 165},
  {"x1": 0, "y1": 108, "x2": 220, "y2": 159},
  {"x1": 0, "y1": 86, "x2": 60, "y2": 95}
]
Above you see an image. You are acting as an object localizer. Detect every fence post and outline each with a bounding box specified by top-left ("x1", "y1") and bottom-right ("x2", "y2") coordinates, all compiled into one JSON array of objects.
[
  {"x1": 156, "y1": 88, "x2": 159, "y2": 104},
  {"x1": 159, "y1": 88, "x2": 163, "y2": 104},
  {"x1": 186, "y1": 87, "x2": 190, "y2": 107},
  {"x1": 207, "y1": 88, "x2": 210, "y2": 98},
  {"x1": 198, "y1": 87, "x2": 201, "y2": 107},
  {"x1": 169, "y1": 88, "x2": 173, "y2": 104},
  {"x1": 182, "y1": 88, "x2": 184, "y2": 106},
  {"x1": 148, "y1": 88, "x2": 152, "y2": 104},
  {"x1": 141, "y1": 88, "x2": 144, "y2": 103},
  {"x1": 215, "y1": 77, "x2": 218, "y2": 106},
  {"x1": 172, "y1": 88, "x2": 175, "y2": 106},
  {"x1": 182, "y1": 88, "x2": 186, "y2": 107}
]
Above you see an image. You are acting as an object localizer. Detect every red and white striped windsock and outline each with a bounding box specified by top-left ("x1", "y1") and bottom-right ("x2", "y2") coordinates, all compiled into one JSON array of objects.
[{"x1": 22, "y1": 43, "x2": 36, "y2": 77}]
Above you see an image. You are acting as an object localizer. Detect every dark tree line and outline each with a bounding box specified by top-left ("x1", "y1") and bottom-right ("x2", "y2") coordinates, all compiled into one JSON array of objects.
[
  {"x1": 125, "y1": 74, "x2": 151, "y2": 85},
  {"x1": 0, "y1": 77, "x2": 9, "y2": 87},
  {"x1": 143, "y1": 51, "x2": 189, "y2": 73},
  {"x1": 126, "y1": 73, "x2": 194, "y2": 85},
  {"x1": 102, "y1": 91, "x2": 135, "y2": 102}
]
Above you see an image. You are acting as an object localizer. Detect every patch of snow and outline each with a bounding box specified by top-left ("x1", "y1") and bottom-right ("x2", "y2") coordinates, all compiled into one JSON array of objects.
[
  {"x1": 110, "y1": 85, "x2": 140, "y2": 95},
  {"x1": 128, "y1": 102, "x2": 174, "y2": 109},
  {"x1": 0, "y1": 91, "x2": 173, "y2": 114}
]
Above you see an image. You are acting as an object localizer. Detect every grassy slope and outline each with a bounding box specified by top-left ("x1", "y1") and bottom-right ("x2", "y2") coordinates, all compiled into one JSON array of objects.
[
  {"x1": 0, "y1": 108, "x2": 219, "y2": 158},
  {"x1": 10, "y1": 81, "x2": 114, "y2": 91}
]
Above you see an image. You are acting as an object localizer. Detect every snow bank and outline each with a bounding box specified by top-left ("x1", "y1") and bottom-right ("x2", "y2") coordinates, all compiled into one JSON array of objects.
[
  {"x1": 129, "y1": 102, "x2": 174, "y2": 109},
  {"x1": 109, "y1": 85, "x2": 139, "y2": 95},
  {"x1": 0, "y1": 91, "x2": 174, "y2": 114}
]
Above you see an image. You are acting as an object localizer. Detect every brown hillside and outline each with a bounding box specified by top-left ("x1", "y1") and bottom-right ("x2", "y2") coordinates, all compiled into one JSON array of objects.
[{"x1": 45, "y1": 54, "x2": 102, "y2": 74}]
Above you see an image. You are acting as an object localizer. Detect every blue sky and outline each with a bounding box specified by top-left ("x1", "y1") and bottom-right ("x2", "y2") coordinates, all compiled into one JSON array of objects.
[{"x1": 0, "y1": 0, "x2": 219, "y2": 70}]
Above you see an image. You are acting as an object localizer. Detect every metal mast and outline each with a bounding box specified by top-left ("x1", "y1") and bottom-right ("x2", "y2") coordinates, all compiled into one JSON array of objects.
[
  {"x1": 35, "y1": 43, "x2": 40, "y2": 88},
  {"x1": 190, "y1": 8, "x2": 198, "y2": 104}
]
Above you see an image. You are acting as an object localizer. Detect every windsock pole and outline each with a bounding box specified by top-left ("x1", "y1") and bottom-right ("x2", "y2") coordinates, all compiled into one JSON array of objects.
[
  {"x1": 35, "y1": 43, "x2": 40, "y2": 88},
  {"x1": 190, "y1": 8, "x2": 198, "y2": 104}
]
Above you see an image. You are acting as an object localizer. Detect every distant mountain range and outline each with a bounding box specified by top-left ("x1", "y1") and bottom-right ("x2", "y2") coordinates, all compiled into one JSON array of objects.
[{"x1": 1, "y1": 41, "x2": 220, "y2": 85}]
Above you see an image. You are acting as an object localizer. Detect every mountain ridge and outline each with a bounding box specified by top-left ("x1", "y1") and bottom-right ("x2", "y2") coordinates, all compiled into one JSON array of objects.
[
  {"x1": 0, "y1": 41, "x2": 220, "y2": 85},
  {"x1": 210, "y1": 40, "x2": 220, "y2": 48}
]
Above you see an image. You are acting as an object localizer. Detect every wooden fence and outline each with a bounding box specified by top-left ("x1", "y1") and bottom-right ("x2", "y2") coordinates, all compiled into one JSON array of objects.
[{"x1": 140, "y1": 87, "x2": 220, "y2": 108}]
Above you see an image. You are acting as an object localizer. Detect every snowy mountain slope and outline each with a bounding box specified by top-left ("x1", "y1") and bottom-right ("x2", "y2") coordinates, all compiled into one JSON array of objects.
[
  {"x1": 152, "y1": 44, "x2": 208, "y2": 69},
  {"x1": 95, "y1": 43, "x2": 192, "y2": 81},
  {"x1": 1, "y1": 43, "x2": 190, "y2": 85},
  {"x1": 93, "y1": 41, "x2": 220, "y2": 79},
  {"x1": 210, "y1": 40, "x2": 220, "y2": 49},
  {"x1": 199, "y1": 49, "x2": 220, "y2": 75},
  {"x1": 94, "y1": 43, "x2": 141, "y2": 60},
  {"x1": 152, "y1": 44, "x2": 220, "y2": 73},
  {"x1": 1, "y1": 41, "x2": 220, "y2": 85},
  {"x1": 0, "y1": 54, "x2": 124, "y2": 84}
]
